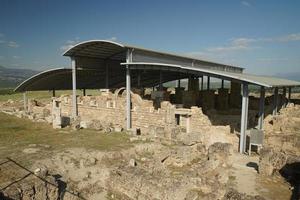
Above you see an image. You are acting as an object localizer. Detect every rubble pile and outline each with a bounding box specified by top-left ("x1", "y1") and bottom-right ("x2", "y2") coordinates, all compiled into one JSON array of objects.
[
  {"x1": 106, "y1": 141, "x2": 234, "y2": 200},
  {"x1": 259, "y1": 147, "x2": 288, "y2": 176},
  {"x1": 262, "y1": 103, "x2": 300, "y2": 155},
  {"x1": 259, "y1": 103, "x2": 300, "y2": 199},
  {"x1": 0, "y1": 99, "x2": 52, "y2": 124},
  {"x1": 223, "y1": 189, "x2": 266, "y2": 200},
  {"x1": 0, "y1": 98, "x2": 125, "y2": 133},
  {"x1": 0, "y1": 141, "x2": 237, "y2": 200},
  {"x1": 0, "y1": 167, "x2": 81, "y2": 200}
]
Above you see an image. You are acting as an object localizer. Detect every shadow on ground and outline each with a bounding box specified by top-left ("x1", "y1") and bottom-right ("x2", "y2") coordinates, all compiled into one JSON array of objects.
[
  {"x1": 0, "y1": 157, "x2": 85, "y2": 200},
  {"x1": 279, "y1": 162, "x2": 300, "y2": 200}
]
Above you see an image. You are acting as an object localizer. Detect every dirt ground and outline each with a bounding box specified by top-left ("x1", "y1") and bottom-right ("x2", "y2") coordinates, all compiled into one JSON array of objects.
[{"x1": 228, "y1": 154, "x2": 291, "y2": 200}]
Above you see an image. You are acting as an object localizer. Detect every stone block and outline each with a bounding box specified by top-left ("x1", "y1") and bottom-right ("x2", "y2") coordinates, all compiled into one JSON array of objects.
[{"x1": 52, "y1": 99, "x2": 62, "y2": 129}]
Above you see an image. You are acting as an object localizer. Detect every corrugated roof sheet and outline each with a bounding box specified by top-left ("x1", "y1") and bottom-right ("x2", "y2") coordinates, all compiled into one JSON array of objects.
[
  {"x1": 63, "y1": 40, "x2": 243, "y2": 73},
  {"x1": 123, "y1": 62, "x2": 300, "y2": 88}
]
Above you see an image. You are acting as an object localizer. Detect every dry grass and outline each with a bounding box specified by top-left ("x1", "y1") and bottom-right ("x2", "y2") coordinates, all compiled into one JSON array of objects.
[{"x1": 0, "y1": 112, "x2": 132, "y2": 167}]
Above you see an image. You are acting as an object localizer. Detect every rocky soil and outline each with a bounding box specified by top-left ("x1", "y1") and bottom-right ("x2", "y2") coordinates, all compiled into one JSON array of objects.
[
  {"x1": 1, "y1": 138, "x2": 270, "y2": 200},
  {"x1": 1, "y1": 98, "x2": 299, "y2": 199}
]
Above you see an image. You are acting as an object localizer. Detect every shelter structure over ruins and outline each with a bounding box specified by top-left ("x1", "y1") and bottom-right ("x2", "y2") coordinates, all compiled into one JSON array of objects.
[{"x1": 15, "y1": 40, "x2": 300, "y2": 153}]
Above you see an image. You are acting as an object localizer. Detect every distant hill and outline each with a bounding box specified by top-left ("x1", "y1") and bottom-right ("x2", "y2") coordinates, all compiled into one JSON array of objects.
[
  {"x1": 0, "y1": 66, "x2": 40, "y2": 88},
  {"x1": 275, "y1": 72, "x2": 300, "y2": 82}
]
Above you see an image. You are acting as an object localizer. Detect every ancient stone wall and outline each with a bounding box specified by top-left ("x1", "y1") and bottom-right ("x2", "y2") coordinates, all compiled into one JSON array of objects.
[
  {"x1": 0, "y1": 88, "x2": 243, "y2": 147},
  {"x1": 58, "y1": 91, "x2": 177, "y2": 134},
  {"x1": 189, "y1": 106, "x2": 212, "y2": 133},
  {"x1": 55, "y1": 89, "x2": 233, "y2": 138}
]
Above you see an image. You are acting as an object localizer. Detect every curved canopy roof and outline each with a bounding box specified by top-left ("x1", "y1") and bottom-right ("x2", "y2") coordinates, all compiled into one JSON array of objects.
[
  {"x1": 63, "y1": 40, "x2": 126, "y2": 60},
  {"x1": 15, "y1": 68, "x2": 79, "y2": 92},
  {"x1": 15, "y1": 40, "x2": 300, "y2": 92},
  {"x1": 63, "y1": 40, "x2": 244, "y2": 73},
  {"x1": 14, "y1": 67, "x2": 187, "y2": 92}
]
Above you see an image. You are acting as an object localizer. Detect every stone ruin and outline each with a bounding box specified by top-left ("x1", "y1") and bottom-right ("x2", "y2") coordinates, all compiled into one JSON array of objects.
[
  {"x1": 0, "y1": 141, "x2": 238, "y2": 200},
  {"x1": 0, "y1": 85, "x2": 297, "y2": 200},
  {"x1": 257, "y1": 103, "x2": 300, "y2": 199},
  {"x1": 0, "y1": 81, "x2": 289, "y2": 148},
  {"x1": 46, "y1": 83, "x2": 247, "y2": 146}
]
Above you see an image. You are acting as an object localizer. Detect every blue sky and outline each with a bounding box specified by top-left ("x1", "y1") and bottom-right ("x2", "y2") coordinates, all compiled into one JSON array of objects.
[{"x1": 0, "y1": 0, "x2": 300, "y2": 76}]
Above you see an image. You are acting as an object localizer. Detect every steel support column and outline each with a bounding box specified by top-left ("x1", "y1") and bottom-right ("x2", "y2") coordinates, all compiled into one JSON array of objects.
[
  {"x1": 240, "y1": 83, "x2": 249, "y2": 153},
  {"x1": 137, "y1": 70, "x2": 141, "y2": 88},
  {"x1": 177, "y1": 79, "x2": 181, "y2": 88},
  {"x1": 288, "y1": 87, "x2": 292, "y2": 103},
  {"x1": 272, "y1": 87, "x2": 279, "y2": 116},
  {"x1": 71, "y1": 57, "x2": 78, "y2": 118},
  {"x1": 207, "y1": 76, "x2": 210, "y2": 90},
  {"x1": 159, "y1": 70, "x2": 163, "y2": 90},
  {"x1": 188, "y1": 74, "x2": 191, "y2": 91},
  {"x1": 105, "y1": 62, "x2": 109, "y2": 88},
  {"x1": 258, "y1": 86, "x2": 265, "y2": 130},
  {"x1": 244, "y1": 87, "x2": 249, "y2": 153},
  {"x1": 282, "y1": 87, "x2": 287, "y2": 107},
  {"x1": 23, "y1": 92, "x2": 27, "y2": 112},
  {"x1": 52, "y1": 89, "x2": 55, "y2": 97},
  {"x1": 126, "y1": 66, "x2": 131, "y2": 130},
  {"x1": 126, "y1": 49, "x2": 132, "y2": 130},
  {"x1": 83, "y1": 89, "x2": 86, "y2": 96},
  {"x1": 201, "y1": 77, "x2": 203, "y2": 91},
  {"x1": 221, "y1": 79, "x2": 224, "y2": 89}
]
